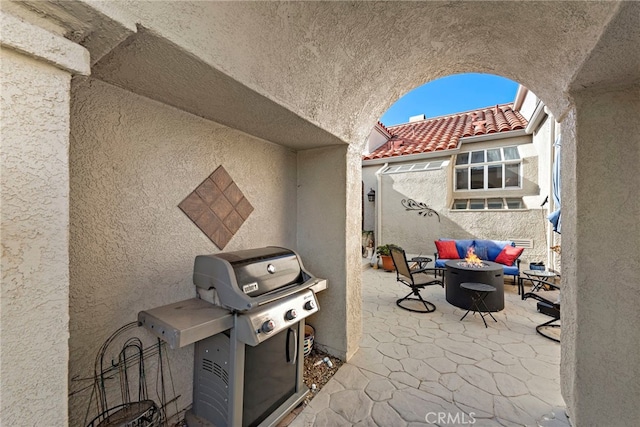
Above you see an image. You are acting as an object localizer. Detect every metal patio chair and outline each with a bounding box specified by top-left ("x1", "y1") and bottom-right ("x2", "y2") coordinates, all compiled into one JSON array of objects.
[
  {"x1": 390, "y1": 246, "x2": 444, "y2": 313},
  {"x1": 522, "y1": 278, "x2": 561, "y2": 342}
]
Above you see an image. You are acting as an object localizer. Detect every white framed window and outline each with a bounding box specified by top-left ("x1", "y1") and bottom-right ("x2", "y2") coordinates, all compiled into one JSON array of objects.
[
  {"x1": 454, "y1": 146, "x2": 521, "y2": 190},
  {"x1": 384, "y1": 161, "x2": 445, "y2": 174},
  {"x1": 451, "y1": 197, "x2": 525, "y2": 210}
]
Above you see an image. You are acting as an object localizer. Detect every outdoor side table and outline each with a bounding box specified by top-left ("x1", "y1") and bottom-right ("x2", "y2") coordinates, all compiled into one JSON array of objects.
[
  {"x1": 459, "y1": 282, "x2": 497, "y2": 328},
  {"x1": 409, "y1": 256, "x2": 433, "y2": 270},
  {"x1": 520, "y1": 270, "x2": 557, "y2": 296}
]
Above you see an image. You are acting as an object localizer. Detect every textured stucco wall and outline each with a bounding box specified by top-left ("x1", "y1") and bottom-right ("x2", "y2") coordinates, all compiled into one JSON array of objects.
[
  {"x1": 377, "y1": 165, "x2": 449, "y2": 254},
  {"x1": 0, "y1": 48, "x2": 71, "y2": 426},
  {"x1": 68, "y1": 77, "x2": 298, "y2": 424},
  {"x1": 561, "y1": 85, "x2": 640, "y2": 425},
  {"x1": 369, "y1": 135, "x2": 547, "y2": 264},
  {"x1": 377, "y1": 168, "x2": 547, "y2": 266},
  {"x1": 297, "y1": 145, "x2": 362, "y2": 360},
  {"x1": 96, "y1": 1, "x2": 618, "y2": 147},
  {"x1": 2, "y1": 1, "x2": 638, "y2": 424}
]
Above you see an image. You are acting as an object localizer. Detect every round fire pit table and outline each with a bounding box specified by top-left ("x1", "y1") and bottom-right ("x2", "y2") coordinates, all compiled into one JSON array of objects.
[{"x1": 445, "y1": 260, "x2": 504, "y2": 311}]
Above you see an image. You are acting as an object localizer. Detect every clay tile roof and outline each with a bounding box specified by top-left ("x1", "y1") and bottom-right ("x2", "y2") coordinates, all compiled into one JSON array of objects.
[
  {"x1": 376, "y1": 121, "x2": 392, "y2": 137},
  {"x1": 363, "y1": 103, "x2": 527, "y2": 161}
]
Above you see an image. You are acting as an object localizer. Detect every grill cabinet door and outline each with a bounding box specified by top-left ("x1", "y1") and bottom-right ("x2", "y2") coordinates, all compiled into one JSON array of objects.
[{"x1": 242, "y1": 326, "x2": 298, "y2": 427}]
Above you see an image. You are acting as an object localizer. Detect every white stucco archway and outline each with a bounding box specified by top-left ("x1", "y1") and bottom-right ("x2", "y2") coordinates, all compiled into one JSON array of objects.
[{"x1": 1, "y1": 2, "x2": 638, "y2": 426}]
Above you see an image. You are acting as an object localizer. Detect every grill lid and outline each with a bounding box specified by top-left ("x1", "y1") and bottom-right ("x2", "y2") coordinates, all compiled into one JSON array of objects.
[{"x1": 193, "y1": 246, "x2": 321, "y2": 311}]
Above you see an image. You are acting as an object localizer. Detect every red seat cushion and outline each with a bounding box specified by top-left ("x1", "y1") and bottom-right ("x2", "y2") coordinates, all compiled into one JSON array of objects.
[
  {"x1": 435, "y1": 240, "x2": 460, "y2": 259},
  {"x1": 495, "y1": 245, "x2": 524, "y2": 266}
]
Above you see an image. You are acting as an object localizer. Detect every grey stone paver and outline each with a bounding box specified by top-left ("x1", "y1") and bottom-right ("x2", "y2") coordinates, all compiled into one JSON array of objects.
[
  {"x1": 456, "y1": 364, "x2": 500, "y2": 395},
  {"x1": 371, "y1": 401, "x2": 407, "y2": 426},
  {"x1": 423, "y1": 356, "x2": 457, "y2": 374},
  {"x1": 293, "y1": 266, "x2": 567, "y2": 426},
  {"x1": 453, "y1": 383, "x2": 495, "y2": 417},
  {"x1": 399, "y1": 358, "x2": 439, "y2": 382},
  {"x1": 353, "y1": 417, "x2": 378, "y2": 427},
  {"x1": 365, "y1": 378, "x2": 396, "y2": 401},
  {"x1": 333, "y1": 364, "x2": 370, "y2": 390},
  {"x1": 329, "y1": 390, "x2": 372, "y2": 423},
  {"x1": 313, "y1": 409, "x2": 350, "y2": 426},
  {"x1": 493, "y1": 372, "x2": 529, "y2": 397},
  {"x1": 388, "y1": 371, "x2": 421, "y2": 388},
  {"x1": 307, "y1": 391, "x2": 330, "y2": 412},
  {"x1": 382, "y1": 355, "x2": 403, "y2": 372},
  {"x1": 377, "y1": 341, "x2": 409, "y2": 359}
]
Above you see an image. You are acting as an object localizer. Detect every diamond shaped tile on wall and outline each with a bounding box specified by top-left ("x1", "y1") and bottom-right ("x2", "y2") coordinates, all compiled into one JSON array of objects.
[{"x1": 179, "y1": 166, "x2": 254, "y2": 249}]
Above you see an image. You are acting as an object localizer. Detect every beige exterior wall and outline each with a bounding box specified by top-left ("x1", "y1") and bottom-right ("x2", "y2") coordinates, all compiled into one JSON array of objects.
[
  {"x1": 366, "y1": 134, "x2": 548, "y2": 265},
  {"x1": 1, "y1": 6, "x2": 92, "y2": 422},
  {"x1": 561, "y1": 85, "x2": 640, "y2": 425},
  {"x1": 0, "y1": 48, "x2": 72, "y2": 426},
  {"x1": 297, "y1": 145, "x2": 362, "y2": 360},
  {"x1": 68, "y1": 77, "x2": 298, "y2": 423}
]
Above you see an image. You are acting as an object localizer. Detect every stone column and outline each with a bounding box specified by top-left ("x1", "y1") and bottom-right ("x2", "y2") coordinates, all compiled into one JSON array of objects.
[
  {"x1": 0, "y1": 10, "x2": 89, "y2": 426},
  {"x1": 297, "y1": 144, "x2": 363, "y2": 360},
  {"x1": 561, "y1": 84, "x2": 640, "y2": 424}
]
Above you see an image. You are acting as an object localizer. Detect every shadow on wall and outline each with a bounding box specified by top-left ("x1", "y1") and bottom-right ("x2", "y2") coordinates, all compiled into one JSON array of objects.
[
  {"x1": 379, "y1": 187, "x2": 545, "y2": 263},
  {"x1": 380, "y1": 194, "x2": 474, "y2": 256}
]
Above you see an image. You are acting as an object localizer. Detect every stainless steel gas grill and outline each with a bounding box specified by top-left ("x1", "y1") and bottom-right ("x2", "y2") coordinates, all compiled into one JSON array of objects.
[{"x1": 138, "y1": 247, "x2": 327, "y2": 427}]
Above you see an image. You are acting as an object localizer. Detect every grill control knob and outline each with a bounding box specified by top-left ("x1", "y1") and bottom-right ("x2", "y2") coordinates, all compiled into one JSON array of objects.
[
  {"x1": 285, "y1": 309, "x2": 297, "y2": 321},
  {"x1": 304, "y1": 300, "x2": 316, "y2": 311},
  {"x1": 261, "y1": 319, "x2": 275, "y2": 334}
]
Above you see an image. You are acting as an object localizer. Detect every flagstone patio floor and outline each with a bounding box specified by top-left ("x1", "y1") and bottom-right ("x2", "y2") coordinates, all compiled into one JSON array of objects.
[{"x1": 288, "y1": 264, "x2": 568, "y2": 427}]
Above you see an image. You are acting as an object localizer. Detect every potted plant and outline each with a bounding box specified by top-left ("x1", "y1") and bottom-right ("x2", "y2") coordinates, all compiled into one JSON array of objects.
[{"x1": 376, "y1": 244, "x2": 402, "y2": 271}]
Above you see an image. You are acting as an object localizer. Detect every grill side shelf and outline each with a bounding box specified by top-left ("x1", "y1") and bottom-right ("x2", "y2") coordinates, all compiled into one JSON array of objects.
[{"x1": 138, "y1": 298, "x2": 233, "y2": 349}]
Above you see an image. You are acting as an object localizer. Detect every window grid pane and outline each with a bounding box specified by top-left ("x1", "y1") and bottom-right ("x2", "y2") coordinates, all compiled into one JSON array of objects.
[
  {"x1": 383, "y1": 161, "x2": 447, "y2": 174},
  {"x1": 504, "y1": 164, "x2": 520, "y2": 187},
  {"x1": 506, "y1": 198, "x2": 523, "y2": 209},
  {"x1": 456, "y1": 153, "x2": 469, "y2": 165},
  {"x1": 470, "y1": 166, "x2": 484, "y2": 189},
  {"x1": 456, "y1": 169, "x2": 468, "y2": 190},
  {"x1": 487, "y1": 149, "x2": 501, "y2": 162},
  {"x1": 470, "y1": 151, "x2": 485, "y2": 163},
  {"x1": 452, "y1": 197, "x2": 524, "y2": 210},
  {"x1": 469, "y1": 200, "x2": 485, "y2": 209},
  {"x1": 503, "y1": 146, "x2": 520, "y2": 160},
  {"x1": 453, "y1": 199, "x2": 468, "y2": 210},
  {"x1": 454, "y1": 147, "x2": 520, "y2": 191},
  {"x1": 487, "y1": 165, "x2": 502, "y2": 188},
  {"x1": 487, "y1": 198, "x2": 504, "y2": 209}
]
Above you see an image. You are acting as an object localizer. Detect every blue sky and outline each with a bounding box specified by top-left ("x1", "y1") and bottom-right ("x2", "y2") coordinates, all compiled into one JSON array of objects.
[{"x1": 380, "y1": 73, "x2": 519, "y2": 126}]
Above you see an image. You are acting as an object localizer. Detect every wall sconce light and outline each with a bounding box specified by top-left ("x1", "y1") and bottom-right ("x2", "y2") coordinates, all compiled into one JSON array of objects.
[{"x1": 367, "y1": 188, "x2": 376, "y2": 202}]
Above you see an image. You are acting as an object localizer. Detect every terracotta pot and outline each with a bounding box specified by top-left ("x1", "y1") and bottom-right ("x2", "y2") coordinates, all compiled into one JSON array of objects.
[{"x1": 380, "y1": 255, "x2": 395, "y2": 271}]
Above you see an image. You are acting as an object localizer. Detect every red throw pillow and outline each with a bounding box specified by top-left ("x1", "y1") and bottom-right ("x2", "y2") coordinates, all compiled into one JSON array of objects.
[
  {"x1": 435, "y1": 240, "x2": 459, "y2": 259},
  {"x1": 495, "y1": 245, "x2": 524, "y2": 266}
]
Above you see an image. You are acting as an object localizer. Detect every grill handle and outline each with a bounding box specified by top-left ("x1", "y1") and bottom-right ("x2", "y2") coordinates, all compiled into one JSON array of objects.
[{"x1": 286, "y1": 327, "x2": 298, "y2": 365}]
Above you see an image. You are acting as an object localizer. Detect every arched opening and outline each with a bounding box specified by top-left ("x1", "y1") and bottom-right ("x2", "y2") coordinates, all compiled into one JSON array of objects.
[
  {"x1": 363, "y1": 73, "x2": 559, "y2": 268},
  {"x1": 355, "y1": 73, "x2": 564, "y2": 424},
  {"x1": 2, "y1": 2, "x2": 637, "y2": 427}
]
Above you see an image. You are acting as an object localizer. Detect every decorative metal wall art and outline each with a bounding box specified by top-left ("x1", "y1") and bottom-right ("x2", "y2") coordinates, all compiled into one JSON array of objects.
[{"x1": 401, "y1": 199, "x2": 440, "y2": 222}]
